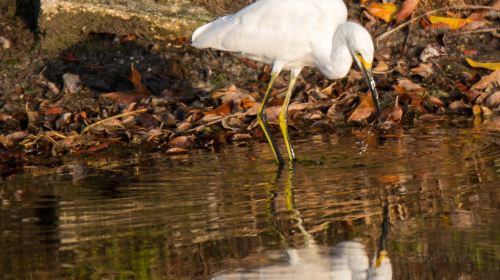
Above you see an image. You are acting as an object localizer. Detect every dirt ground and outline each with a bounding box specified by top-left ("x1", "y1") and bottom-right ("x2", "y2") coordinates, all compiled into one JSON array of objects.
[{"x1": 0, "y1": 1, "x2": 499, "y2": 177}]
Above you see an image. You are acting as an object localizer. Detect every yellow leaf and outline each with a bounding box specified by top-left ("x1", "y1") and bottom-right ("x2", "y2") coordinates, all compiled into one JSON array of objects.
[
  {"x1": 367, "y1": 3, "x2": 398, "y2": 23},
  {"x1": 428, "y1": 15, "x2": 472, "y2": 29},
  {"x1": 466, "y1": 58, "x2": 500, "y2": 71}
]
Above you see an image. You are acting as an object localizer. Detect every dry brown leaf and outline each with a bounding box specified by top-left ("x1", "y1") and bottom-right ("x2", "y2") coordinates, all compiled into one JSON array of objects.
[
  {"x1": 205, "y1": 101, "x2": 233, "y2": 116},
  {"x1": 393, "y1": 78, "x2": 424, "y2": 93},
  {"x1": 373, "y1": 61, "x2": 390, "y2": 72},
  {"x1": 396, "y1": 0, "x2": 420, "y2": 24},
  {"x1": 428, "y1": 96, "x2": 445, "y2": 107},
  {"x1": 472, "y1": 70, "x2": 500, "y2": 89},
  {"x1": 165, "y1": 147, "x2": 189, "y2": 155},
  {"x1": 448, "y1": 100, "x2": 470, "y2": 111},
  {"x1": 349, "y1": 93, "x2": 375, "y2": 122},
  {"x1": 101, "y1": 92, "x2": 143, "y2": 104},
  {"x1": 168, "y1": 135, "x2": 193, "y2": 148},
  {"x1": 387, "y1": 96, "x2": 403, "y2": 123},
  {"x1": 0, "y1": 113, "x2": 14, "y2": 122},
  {"x1": 240, "y1": 97, "x2": 257, "y2": 109},
  {"x1": 419, "y1": 43, "x2": 447, "y2": 62},
  {"x1": 485, "y1": 91, "x2": 500, "y2": 108},
  {"x1": 45, "y1": 106, "x2": 64, "y2": 115},
  {"x1": 129, "y1": 64, "x2": 150, "y2": 96},
  {"x1": 230, "y1": 133, "x2": 252, "y2": 142},
  {"x1": 367, "y1": 3, "x2": 397, "y2": 23},
  {"x1": 410, "y1": 63, "x2": 433, "y2": 78}
]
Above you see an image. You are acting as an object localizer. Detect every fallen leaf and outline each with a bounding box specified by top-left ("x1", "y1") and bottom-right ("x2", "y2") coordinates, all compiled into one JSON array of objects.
[
  {"x1": 428, "y1": 15, "x2": 472, "y2": 29},
  {"x1": 428, "y1": 96, "x2": 445, "y2": 107},
  {"x1": 373, "y1": 61, "x2": 390, "y2": 72},
  {"x1": 393, "y1": 78, "x2": 424, "y2": 93},
  {"x1": 466, "y1": 58, "x2": 500, "y2": 71},
  {"x1": 485, "y1": 91, "x2": 500, "y2": 108},
  {"x1": 230, "y1": 133, "x2": 252, "y2": 142},
  {"x1": 410, "y1": 63, "x2": 433, "y2": 77},
  {"x1": 349, "y1": 93, "x2": 375, "y2": 122},
  {"x1": 367, "y1": 2, "x2": 398, "y2": 23},
  {"x1": 472, "y1": 70, "x2": 500, "y2": 89},
  {"x1": 129, "y1": 64, "x2": 150, "y2": 96},
  {"x1": 419, "y1": 43, "x2": 447, "y2": 62},
  {"x1": 0, "y1": 113, "x2": 14, "y2": 122},
  {"x1": 120, "y1": 34, "x2": 137, "y2": 43},
  {"x1": 462, "y1": 49, "x2": 478, "y2": 56},
  {"x1": 101, "y1": 92, "x2": 143, "y2": 104},
  {"x1": 167, "y1": 136, "x2": 193, "y2": 148},
  {"x1": 205, "y1": 101, "x2": 233, "y2": 116},
  {"x1": 239, "y1": 97, "x2": 256, "y2": 109},
  {"x1": 165, "y1": 147, "x2": 189, "y2": 155},
  {"x1": 176, "y1": 121, "x2": 193, "y2": 132},
  {"x1": 419, "y1": 114, "x2": 437, "y2": 122},
  {"x1": 45, "y1": 106, "x2": 64, "y2": 115},
  {"x1": 396, "y1": 0, "x2": 420, "y2": 24},
  {"x1": 448, "y1": 100, "x2": 470, "y2": 112},
  {"x1": 387, "y1": 96, "x2": 403, "y2": 123},
  {"x1": 87, "y1": 142, "x2": 110, "y2": 153},
  {"x1": 473, "y1": 104, "x2": 482, "y2": 116}
]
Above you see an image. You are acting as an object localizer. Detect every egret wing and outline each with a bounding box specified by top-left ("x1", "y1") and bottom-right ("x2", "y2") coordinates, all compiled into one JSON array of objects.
[{"x1": 192, "y1": 0, "x2": 347, "y2": 64}]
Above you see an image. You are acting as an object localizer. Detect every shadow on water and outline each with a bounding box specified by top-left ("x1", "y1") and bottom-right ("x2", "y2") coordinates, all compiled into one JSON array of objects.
[{"x1": 0, "y1": 125, "x2": 499, "y2": 279}]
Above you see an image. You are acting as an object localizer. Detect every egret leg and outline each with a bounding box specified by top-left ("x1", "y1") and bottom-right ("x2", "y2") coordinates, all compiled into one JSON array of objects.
[
  {"x1": 257, "y1": 71, "x2": 284, "y2": 165},
  {"x1": 279, "y1": 68, "x2": 302, "y2": 162}
]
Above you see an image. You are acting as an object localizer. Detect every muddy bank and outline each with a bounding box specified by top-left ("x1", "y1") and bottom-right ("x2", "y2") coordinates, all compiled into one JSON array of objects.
[{"x1": 1, "y1": 0, "x2": 499, "y2": 177}]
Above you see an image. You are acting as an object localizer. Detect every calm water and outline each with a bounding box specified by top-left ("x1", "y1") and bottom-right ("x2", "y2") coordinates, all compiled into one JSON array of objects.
[{"x1": 1, "y1": 124, "x2": 499, "y2": 279}]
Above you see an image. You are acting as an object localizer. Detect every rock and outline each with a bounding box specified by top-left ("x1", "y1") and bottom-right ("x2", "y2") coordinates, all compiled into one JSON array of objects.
[
  {"x1": 0, "y1": 36, "x2": 11, "y2": 49},
  {"x1": 62, "y1": 73, "x2": 82, "y2": 94}
]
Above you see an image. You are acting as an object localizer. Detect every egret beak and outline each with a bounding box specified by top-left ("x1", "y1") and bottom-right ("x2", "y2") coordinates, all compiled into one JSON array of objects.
[{"x1": 357, "y1": 55, "x2": 382, "y2": 122}]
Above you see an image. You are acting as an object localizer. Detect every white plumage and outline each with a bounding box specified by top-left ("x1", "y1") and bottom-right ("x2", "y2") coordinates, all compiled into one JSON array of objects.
[{"x1": 192, "y1": 0, "x2": 381, "y2": 164}]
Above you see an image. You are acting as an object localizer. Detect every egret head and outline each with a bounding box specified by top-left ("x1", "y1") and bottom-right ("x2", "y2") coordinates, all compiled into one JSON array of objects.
[{"x1": 344, "y1": 22, "x2": 381, "y2": 121}]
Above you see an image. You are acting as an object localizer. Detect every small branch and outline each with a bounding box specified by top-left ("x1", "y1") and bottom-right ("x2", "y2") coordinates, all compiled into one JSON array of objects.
[
  {"x1": 81, "y1": 108, "x2": 147, "y2": 134},
  {"x1": 450, "y1": 28, "x2": 500, "y2": 35},
  {"x1": 184, "y1": 111, "x2": 247, "y2": 133},
  {"x1": 376, "y1": 5, "x2": 496, "y2": 43}
]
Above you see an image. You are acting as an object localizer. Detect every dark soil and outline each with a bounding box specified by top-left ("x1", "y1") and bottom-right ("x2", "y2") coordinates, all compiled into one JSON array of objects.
[{"x1": 0, "y1": 1, "x2": 499, "y2": 177}]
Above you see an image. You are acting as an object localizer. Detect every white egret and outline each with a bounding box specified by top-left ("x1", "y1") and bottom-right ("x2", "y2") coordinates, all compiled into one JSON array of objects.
[{"x1": 191, "y1": 0, "x2": 381, "y2": 165}]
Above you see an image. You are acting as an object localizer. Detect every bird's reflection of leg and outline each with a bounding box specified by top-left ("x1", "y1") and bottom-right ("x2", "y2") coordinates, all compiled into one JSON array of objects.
[
  {"x1": 284, "y1": 164, "x2": 314, "y2": 246},
  {"x1": 264, "y1": 165, "x2": 288, "y2": 247}
]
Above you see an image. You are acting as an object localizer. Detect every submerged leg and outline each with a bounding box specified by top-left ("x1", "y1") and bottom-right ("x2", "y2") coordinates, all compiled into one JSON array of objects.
[
  {"x1": 279, "y1": 67, "x2": 302, "y2": 162},
  {"x1": 257, "y1": 68, "x2": 284, "y2": 165}
]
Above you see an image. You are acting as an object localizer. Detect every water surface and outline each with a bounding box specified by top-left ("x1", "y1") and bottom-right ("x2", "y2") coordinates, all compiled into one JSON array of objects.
[{"x1": 1, "y1": 125, "x2": 499, "y2": 279}]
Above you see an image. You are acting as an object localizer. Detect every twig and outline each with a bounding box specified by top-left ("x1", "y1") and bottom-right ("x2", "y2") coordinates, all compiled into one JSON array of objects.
[
  {"x1": 450, "y1": 28, "x2": 500, "y2": 35},
  {"x1": 81, "y1": 108, "x2": 147, "y2": 134},
  {"x1": 376, "y1": 5, "x2": 496, "y2": 43},
  {"x1": 184, "y1": 111, "x2": 247, "y2": 133}
]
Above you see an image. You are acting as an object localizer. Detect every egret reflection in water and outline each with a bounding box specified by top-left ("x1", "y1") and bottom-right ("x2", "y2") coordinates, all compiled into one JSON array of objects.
[{"x1": 214, "y1": 166, "x2": 392, "y2": 280}]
